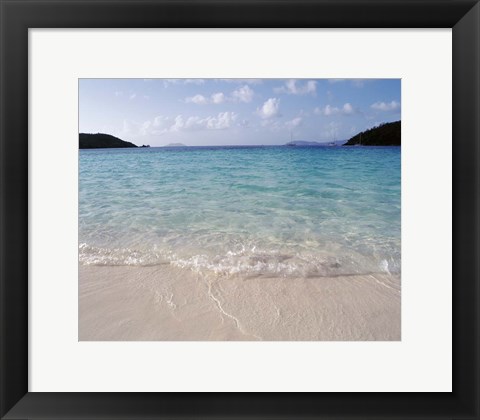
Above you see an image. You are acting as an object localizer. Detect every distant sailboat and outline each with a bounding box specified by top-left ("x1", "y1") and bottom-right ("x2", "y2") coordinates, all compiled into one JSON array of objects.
[
  {"x1": 328, "y1": 132, "x2": 337, "y2": 146},
  {"x1": 287, "y1": 129, "x2": 296, "y2": 146},
  {"x1": 355, "y1": 132, "x2": 362, "y2": 146}
]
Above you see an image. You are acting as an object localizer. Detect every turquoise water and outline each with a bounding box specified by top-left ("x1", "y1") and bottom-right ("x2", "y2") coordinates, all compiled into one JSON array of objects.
[{"x1": 79, "y1": 146, "x2": 400, "y2": 278}]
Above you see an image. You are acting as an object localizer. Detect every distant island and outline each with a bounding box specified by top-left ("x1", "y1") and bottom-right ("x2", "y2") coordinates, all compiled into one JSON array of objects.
[
  {"x1": 79, "y1": 133, "x2": 138, "y2": 149},
  {"x1": 164, "y1": 143, "x2": 187, "y2": 147},
  {"x1": 343, "y1": 121, "x2": 401, "y2": 146},
  {"x1": 286, "y1": 140, "x2": 348, "y2": 147},
  {"x1": 286, "y1": 140, "x2": 325, "y2": 147},
  {"x1": 79, "y1": 123, "x2": 400, "y2": 150}
]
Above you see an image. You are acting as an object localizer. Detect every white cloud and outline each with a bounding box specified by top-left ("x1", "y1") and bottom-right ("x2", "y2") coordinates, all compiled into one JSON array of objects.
[
  {"x1": 274, "y1": 79, "x2": 317, "y2": 95},
  {"x1": 114, "y1": 91, "x2": 123, "y2": 97},
  {"x1": 175, "y1": 112, "x2": 237, "y2": 131},
  {"x1": 184, "y1": 116, "x2": 202, "y2": 130},
  {"x1": 129, "y1": 93, "x2": 137, "y2": 100},
  {"x1": 286, "y1": 117, "x2": 302, "y2": 129},
  {"x1": 186, "y1": 94, "x2": 208, "y2": 105},
  {"x1": 170, "y1": 115, "x2": 185, "y2": 132},
  {"x1": 257, "y1": 98, "x2": 280, "y2": 119},
  {"x1": 211, "y1": 92, "x2": 226, "y2": 104},
  {"x1": 342, "y1": 103, "x2": 354, "y2": 114},
  {"x1": 120, "y1": 117, "x2": 171, "y2": 138},
  {"x1": 231, "y1": 85, "x2": 254, "y2": 103},
  {"x1": 153, "y1": 116, "x2": 170, "y2": 127},
  {"x1": 315, "y1": 104, "x2": 338, "y2": 116},
  {"x1": 314, "y1": 103, "x2": 356, "y2": 116},
  {"x1": 137, "y1": 112, "x2": 238, "y2": 136},
  {"x1": 205, "y1": 112, "x2": 237, "y2": 129},
  {"x1": 140, "y1": 120, "x2": 152, "y2": 135},
  {"x1": 151, "y1": 116, "x2": 175, "y2": 134},
  {"x1": 186, "y1": 86, "x2": 254, "y2": 105},
  {"x1": 186, "y1": 93, "x2": 223, "y2": 105},
  {"x1": 371, "y1": 100, "x2": 401, "y2": 111}
]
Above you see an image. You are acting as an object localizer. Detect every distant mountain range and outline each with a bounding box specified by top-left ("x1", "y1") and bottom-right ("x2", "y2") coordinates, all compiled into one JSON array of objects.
[
  {"x1": 286, "y1": 140, "x2": 344, "y2": 147},
  {"x1": 343, "y1": 121, "x2": 401, "y2": 146},
  {"x1": 79, "y1": 133, "x2": 137, "y2": 149}
]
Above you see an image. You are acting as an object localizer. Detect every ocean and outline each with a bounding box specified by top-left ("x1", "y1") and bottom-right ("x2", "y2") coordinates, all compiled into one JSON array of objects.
[{"x1": 79, "y1": 145, "x2": 401, "y2": 279}]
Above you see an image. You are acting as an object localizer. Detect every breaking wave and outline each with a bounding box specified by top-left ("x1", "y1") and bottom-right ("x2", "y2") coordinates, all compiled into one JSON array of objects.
[{"x1": 79, "y1": 242, "x2": 400, "y2": 278}]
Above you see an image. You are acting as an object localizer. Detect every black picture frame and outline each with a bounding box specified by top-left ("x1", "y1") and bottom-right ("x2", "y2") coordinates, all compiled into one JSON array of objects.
[{"x1": 1, "y1": 0, "x2": 478, "y2": 418}]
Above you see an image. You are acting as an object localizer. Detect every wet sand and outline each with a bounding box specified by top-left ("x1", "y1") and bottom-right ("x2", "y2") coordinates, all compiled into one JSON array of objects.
[{"x1": 79, "y1": 264, "x2": 400, "y2": 341}]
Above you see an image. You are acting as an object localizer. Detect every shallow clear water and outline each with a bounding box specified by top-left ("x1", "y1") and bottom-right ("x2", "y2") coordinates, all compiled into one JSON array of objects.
[{"x1": 79, "y1": 146, "x2": 400, "y2": 278}]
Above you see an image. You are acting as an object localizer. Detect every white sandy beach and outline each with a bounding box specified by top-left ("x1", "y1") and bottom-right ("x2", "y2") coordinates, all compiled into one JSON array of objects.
[{"x1": 79, "y1": 264, "x2": 400, "y2": 341}]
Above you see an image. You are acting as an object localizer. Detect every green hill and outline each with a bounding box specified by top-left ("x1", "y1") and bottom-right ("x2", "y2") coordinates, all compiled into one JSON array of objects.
[
  {"x1": 343, "y1": 121, "x2": 401, "y2": 146},
  {"x1": 79, "y1": 133, "x2": 138, "y2": 149}
]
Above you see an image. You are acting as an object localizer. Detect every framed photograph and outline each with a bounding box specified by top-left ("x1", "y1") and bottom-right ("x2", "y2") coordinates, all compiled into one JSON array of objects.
[
  {"x1": 1, "y1": 0, "x2": 478, "y2": 418},
  {"x1": 78, "y1": 78, "x2": 402, "y2": 342}
]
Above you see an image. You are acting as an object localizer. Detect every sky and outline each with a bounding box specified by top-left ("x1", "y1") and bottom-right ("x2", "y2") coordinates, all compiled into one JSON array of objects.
[{"x1": 79, "y1": 78, "x2": 401, "y2": 146}]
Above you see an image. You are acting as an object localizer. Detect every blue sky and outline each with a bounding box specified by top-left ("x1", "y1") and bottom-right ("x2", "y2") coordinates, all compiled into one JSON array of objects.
[{"x1": 79, "y1": 79, "x2": 401, "y2": 146}]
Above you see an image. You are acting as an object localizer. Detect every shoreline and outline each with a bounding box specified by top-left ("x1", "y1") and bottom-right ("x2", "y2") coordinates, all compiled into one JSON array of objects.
[{"x1": 79, "y1": 264, "x2": 400, "y2": 341}]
